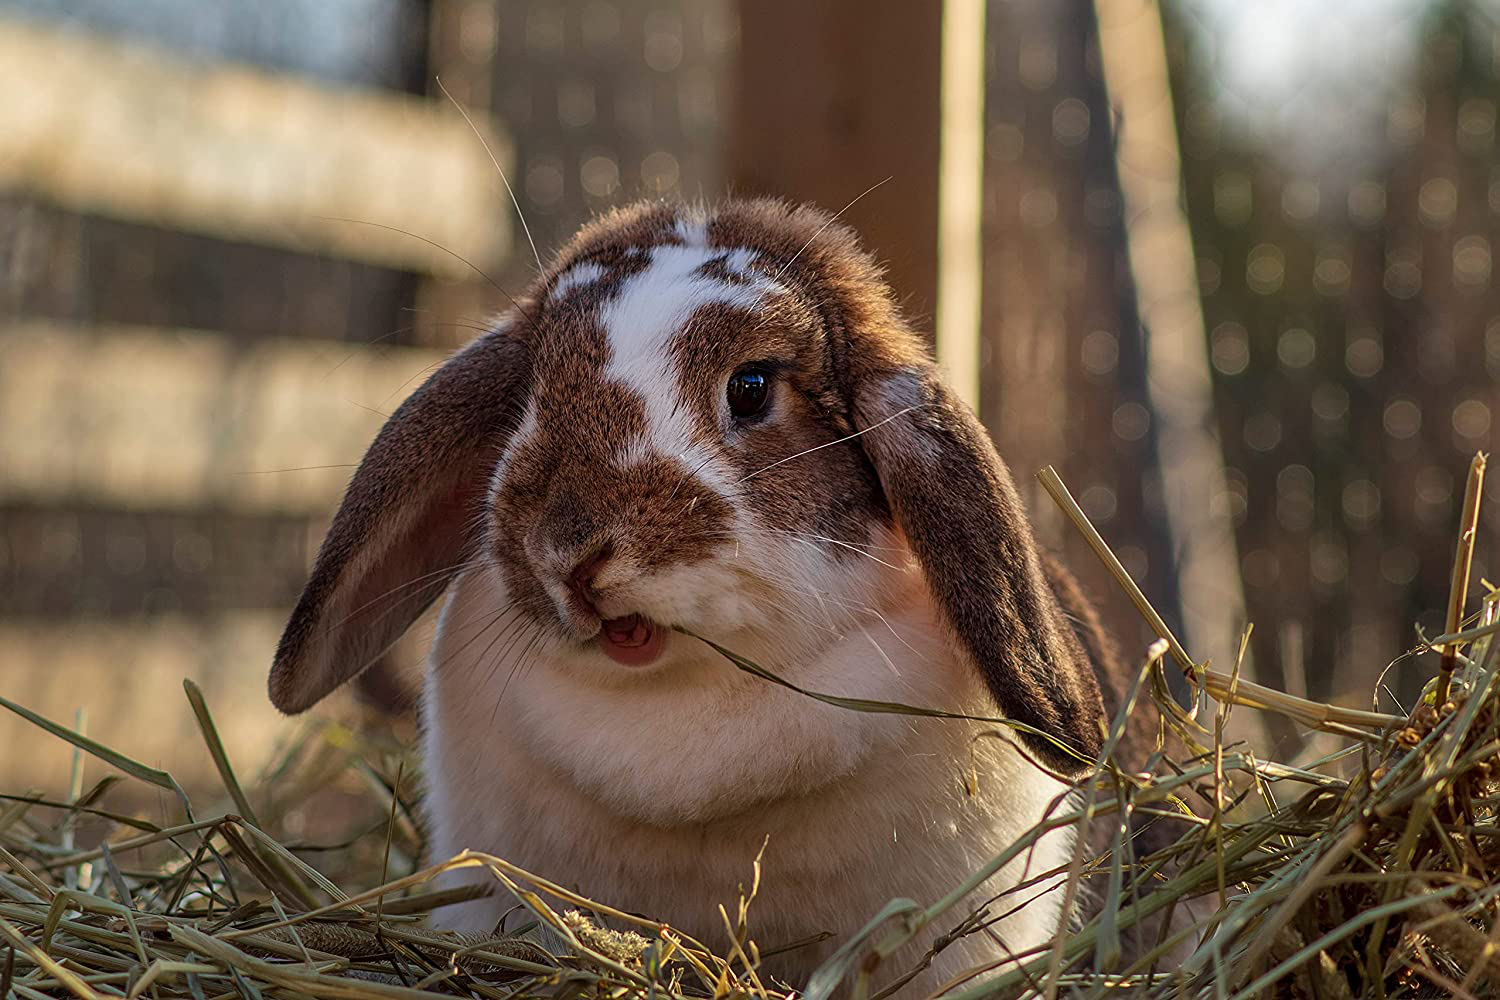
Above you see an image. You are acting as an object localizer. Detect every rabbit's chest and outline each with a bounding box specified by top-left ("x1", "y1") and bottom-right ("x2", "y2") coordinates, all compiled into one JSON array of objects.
[{"x1": 420, "y1": 668, "x2": 1073, "y2": 984}]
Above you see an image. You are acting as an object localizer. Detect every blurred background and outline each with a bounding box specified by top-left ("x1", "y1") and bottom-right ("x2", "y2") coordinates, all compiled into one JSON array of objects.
[{"x1": 2, "y1": 0, "x2": 1497, "y2": 793}]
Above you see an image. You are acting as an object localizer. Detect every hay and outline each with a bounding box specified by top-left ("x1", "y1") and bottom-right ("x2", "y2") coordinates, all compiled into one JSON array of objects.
[{"x1": 4, "y1": 458, "x2": 1499, "y2": 999}]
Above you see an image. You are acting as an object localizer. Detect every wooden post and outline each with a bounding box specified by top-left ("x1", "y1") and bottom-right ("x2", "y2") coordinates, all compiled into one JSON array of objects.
[
  {"x1": 729, "y1": 0, "x2": 943, "y2": 330},
  {"x1": 980, "y1": 1, "x2": 1210, "y2": 707},
  {"x1": 1095, "y1": 0, "x2": 1251, "y2": 698},
  {"x1": 936, "y1": 0, "x2": 988, "y2": 409}
]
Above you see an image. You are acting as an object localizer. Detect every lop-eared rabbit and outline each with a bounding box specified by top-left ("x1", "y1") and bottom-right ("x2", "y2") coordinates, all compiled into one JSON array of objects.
[{"x1": 270, "y1": 199, "x2": 1141, "y2": 990}]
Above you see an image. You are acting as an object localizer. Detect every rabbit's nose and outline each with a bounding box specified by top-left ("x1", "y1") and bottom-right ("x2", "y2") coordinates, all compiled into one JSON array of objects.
[{"x1": 566, "y1": 543, "x2": 614, "y2": 613}]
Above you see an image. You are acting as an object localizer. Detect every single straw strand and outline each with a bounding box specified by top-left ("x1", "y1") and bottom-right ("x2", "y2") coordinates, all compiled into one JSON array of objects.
[
  {"x1": 1435, "y1": 452, "x2": 1487, "y2": 705},
  {"x1": 1036, "y1": 465, "x2": 1195, "y2": 676}
]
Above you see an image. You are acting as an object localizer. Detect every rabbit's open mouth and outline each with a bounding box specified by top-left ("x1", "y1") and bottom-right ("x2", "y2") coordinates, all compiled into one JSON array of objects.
[{"x1": 598, "y1": 614, "x2": 666, "y2": 667}]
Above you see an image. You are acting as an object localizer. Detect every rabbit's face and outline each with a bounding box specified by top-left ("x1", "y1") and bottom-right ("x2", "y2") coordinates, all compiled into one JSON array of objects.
[
  {"x1": 270, "y1": 197, "x2": 1110, "y2": 779},
  {"x1": 487, "y1": 207, "x2": 894, "y2": 672}
]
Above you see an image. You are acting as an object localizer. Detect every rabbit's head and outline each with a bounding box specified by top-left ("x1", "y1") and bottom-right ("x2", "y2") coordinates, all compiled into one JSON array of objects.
[{"x1": 269, "y1": 199, "x2": 1107, "y2": 774}]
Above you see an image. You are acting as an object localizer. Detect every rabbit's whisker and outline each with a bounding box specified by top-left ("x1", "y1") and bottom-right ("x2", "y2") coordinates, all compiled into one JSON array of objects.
[
  {"x1": 492, "y1": 630, "x2": 547, "y2": 725},
  {"x1": 480, "y1": 617, "x2": 538, "y2": 719},
  {"x1": 398, "y1": 306, "x2": 504, "y2": 333},
  {"x1": 312, "y1": 216, "x2": 543, "y2": 340},
  {"x1": 781, "y1": 532, "x2": 905, "y2": 570},
  {"x1": 854, "y1": 621, "x2": 902, "y2": 678},
  {"x1": 747, "y1": 592, "x2": 844, "y2": 637},
  {"x1": 325, "y1": 557, "x2": 492, "y2": 634},
  {"x1": 317, "y1": 314, "x2": 499, "y2": 385},
  {"x1": 319, "y1": 324, "x2": 417, "y2": 381},
  {"x1": 478, "y1": 611, "x2": 535, "y2": 686},
  {"x1": 770, "y1": 578, "x2": 931, "y2": 664},
  {"x1": 759, "y1": 527, "x2": 909, "y2": 556},
  {"x1": 738, "y1": 405, "x2": 921, "y2": 483},
  {"x1": 768, "y1": 176, "x2": 891, "y2": 287},
  {"x1": 437, "y1": 77, "x2": 543, "y2": 276},
  {"x1": 373, "y1": 330, "x2": 523, "y2": 409},
  {"x1": 430, "y1": 602, "x2": 522, "y2": 676},
  {"x1": 701, "y1": 527, "x2": 901, "y2": 559},
  {"x1": 239, "y1": 463, "x2": 360, "y2": 476},
  {"x1": 667, "y1": 452, "x2": 720, "y2": 506}
]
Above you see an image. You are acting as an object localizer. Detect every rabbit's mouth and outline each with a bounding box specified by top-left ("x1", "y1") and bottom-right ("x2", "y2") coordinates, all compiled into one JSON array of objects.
[{"x1": 597, "y1": 613, "x2": 666, "y2": 667}]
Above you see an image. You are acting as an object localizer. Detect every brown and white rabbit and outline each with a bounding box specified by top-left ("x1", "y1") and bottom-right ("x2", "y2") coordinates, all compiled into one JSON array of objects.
[{"x1": 269, "y1": 199, "x2": 1130, "y2": 990}]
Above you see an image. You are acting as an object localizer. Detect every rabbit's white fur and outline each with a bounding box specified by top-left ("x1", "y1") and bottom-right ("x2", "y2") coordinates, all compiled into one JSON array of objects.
[{"x1": 422, "y1": 557, "x2": 1074, "y2": 987}]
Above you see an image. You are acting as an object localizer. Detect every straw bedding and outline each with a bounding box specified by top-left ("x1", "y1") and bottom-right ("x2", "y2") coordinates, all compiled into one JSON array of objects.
[{"x1": 3, "y1": 460, "x2": 1498, "y2": 999}]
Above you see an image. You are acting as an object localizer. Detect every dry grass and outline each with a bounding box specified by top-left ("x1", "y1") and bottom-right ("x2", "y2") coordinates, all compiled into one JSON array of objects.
[{"x1": 4, "y1": 459, "x2": 1500, "y2": 999}]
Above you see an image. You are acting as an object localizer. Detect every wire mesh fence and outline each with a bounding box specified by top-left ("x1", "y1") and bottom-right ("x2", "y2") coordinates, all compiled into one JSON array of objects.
[{"x1": 1167, "y1": 1, "x2": 1499, "y2": 730}]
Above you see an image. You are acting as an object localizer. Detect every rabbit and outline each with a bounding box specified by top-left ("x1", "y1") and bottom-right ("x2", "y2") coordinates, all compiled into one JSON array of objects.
[{"x1": 268, "y1": 198, "x2": 1137, "y2": 992}]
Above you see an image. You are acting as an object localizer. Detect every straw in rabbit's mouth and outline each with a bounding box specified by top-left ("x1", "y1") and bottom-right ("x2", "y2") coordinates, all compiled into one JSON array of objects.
[{"x1": 598, "y1": 614, "x2": 665, "y2": 666}]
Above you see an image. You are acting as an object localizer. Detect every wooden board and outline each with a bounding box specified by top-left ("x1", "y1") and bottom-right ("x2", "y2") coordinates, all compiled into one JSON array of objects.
[
  {"x1": 0, "y1": 16, "x2": 510, "y2": 276},
  {"x1": 0, "y1": 613, "x2": 287, "y2": 791},
  {"x1": 0, "y1": 322, "x2": 453, "y2": 512}
]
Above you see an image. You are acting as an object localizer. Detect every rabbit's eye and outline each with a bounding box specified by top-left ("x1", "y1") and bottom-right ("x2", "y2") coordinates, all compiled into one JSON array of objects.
[{"x1": 726, "y1": 368, "x2": 771, "y2": 419}]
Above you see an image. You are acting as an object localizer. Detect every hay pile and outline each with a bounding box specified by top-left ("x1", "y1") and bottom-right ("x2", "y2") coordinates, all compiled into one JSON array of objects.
[{"x1": 4, "y1": 459, "x2": 1500, "y2": 999}]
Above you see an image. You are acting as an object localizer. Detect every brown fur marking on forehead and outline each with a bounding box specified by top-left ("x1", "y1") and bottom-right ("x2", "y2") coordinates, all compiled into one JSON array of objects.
[
  {"x1": 561, "y1": 201, "x2": 685, "y2": 261},
  {"x1": 703, "y1": 201, "x2": 909, "y2": 335},
  {"x1": 528, "y1": 200, "x2": 690, "y2": 322},
  {"x1": 545, "y1": 246, "x2": 655, "y2": 312},
  {"x1": 693, "y1": 253, "x2": 761, "y2": 288},
  {"x1": 522, "y1": 307, "x2": 618, "y2": 454},
  {"x1": 522, "y1": 198, "x2": 915, "y2": 407},
  {"x1": 539, "y1": 202, "x2": 692, "y2": 294}
]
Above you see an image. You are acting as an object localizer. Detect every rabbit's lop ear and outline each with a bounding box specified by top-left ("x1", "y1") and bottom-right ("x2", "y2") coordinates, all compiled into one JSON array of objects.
[
  {"x1": 269, "y1": 326, "x2": 531, "y2": 714},
  {"x1": 852, "y1": 363, "x2": 1107, "y2": 775}
]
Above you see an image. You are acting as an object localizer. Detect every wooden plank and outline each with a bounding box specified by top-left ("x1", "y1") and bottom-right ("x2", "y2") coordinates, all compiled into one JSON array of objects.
[
  {"x1": 0, "y1": 504, "x2": 314, "y2": 618},
  {"x1": 977, "y1": 2, "x2": 1198, "y2": 691},
  {"x1": 0, "y1": 613, "x2": 377, "y2": 793},
  {"x1": 0, "y1": 198, "x2": 425, "y2": 346},
  {"x1": 0, "y1": 322, "x2": 452, "y2": 513},
  {"x1": 0, "y1": 16, "x2": 509, "y2": 276},
  {"x1": 0, "y1": 613, "x2": 285, "y2": 793}
]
